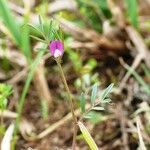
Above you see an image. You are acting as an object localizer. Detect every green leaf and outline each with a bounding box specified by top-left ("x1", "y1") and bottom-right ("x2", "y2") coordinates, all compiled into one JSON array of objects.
[
  {"x1": 14, "y1": 49, "x2": 46, "y2": 136},
  {"x1": 79, "y1": 93, "x2": 86, "y2": 113},
  {"x1": 95, "y1": 0, "x2": 112, "y2": 18},
  {"x1": 0, "y1": 0, "x2": 21, "y2": 46},
  {"x1": 83, "y1": 110, "x2": 107, "y2": 124},
  {"x1": 125, "y1": 0, "x2": 138, "y2": 28},
  {"x1": 30, "y1": 35, "x2": 47, "y2": 43},
  {"x1": 0, "y1": 84, "x2": 12, "y2": 110},
  {"x1": 21, "y1": 24, "x2": 31, "y2": 62},
  {"x1": 92, "y1": 107, "x2": 105, "y2": 111},
  {"x1": 84, "y1": 114, "x2": 93, "y2": 119},
  {"x1": 142, "y1": 64, "x2": 150, "y2": 78},
  {"x1": 28, "y1": 24, "x2": 46, "y2": 40},
  {"x1": 0, "y1": 84, "x2": 12, "y2": 98},
  {"x1": 101, "y1": 98, "x2": 111, "y2": 103},
  {"x1": 47, "y1": 20, "x2": 53, "y2": 40},
  {"x1": 84, "y1": 111, "x2": 107, "y2": 124},
  {"x1": 39, "y1": 15, "x2": 44, "y2": 33},
  {"x1": 78, "y1": 121, "x2": 98, "y2": 150},
  {"x1": 91, "y1": 83, "x2": 98, "y2": 106},
  {"x1": 100, "y1": 83, "x2": 114, "y2": 101}
]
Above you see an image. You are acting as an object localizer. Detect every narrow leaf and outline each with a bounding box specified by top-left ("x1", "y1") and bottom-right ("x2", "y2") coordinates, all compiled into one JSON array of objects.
[
  {"x1": 101, "y1": 84, "x2": 114, "y2": 101},
  {"x1": 79, "y1": 93, "x2": 86, "y2": 113},
  {"x1": 78, "y1": 121, "x2": 98, "y2": 150},
  {"x1": 101, "y1": 98, "x2": 111, "y2": 103},
  {"x1": 39, "y1": 15, "x2": 44, "y2": 33},
  {"x1": 125, "y1": 65, "x2": 150, "y2": 95},
  {"x1": 30, "y1": 35, "x2": 47, "y2": 43},
  {"x1": 83, "y1": 111, "x2": 94, "y2": 119},
  {"x1": 47, "y1": 20, "x2": 53, "y2": 40},
  {"x1": 125, "y1": 0, "x2": 138, "y2": 28},
  {"x1": 28, "y1": 24, "x2": 46, "y2": 39},
  {"x1": 21, "y1": 24, "x2": 31, "y2": 62},
  {"x1": 0, "y1": 0, "x2": 21, "y2": 46},
  {"x1": 92, "y1": 107, "x2": 105, "y2": 111},
  {"x1": 91, "y1": 83, "x2": 98, "y2": 106},
  {"x1": 14, "y1": 49, "x2": 46, "y2": 136}
]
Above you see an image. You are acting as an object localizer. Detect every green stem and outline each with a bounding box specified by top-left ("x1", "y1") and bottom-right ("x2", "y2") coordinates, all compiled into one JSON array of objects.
[
  {"x1": 12, "y1": 50, "x2": 45, "y2": 150},
  {"x1": 56, "y1": 58, "x2": 77, "y2": 150}
]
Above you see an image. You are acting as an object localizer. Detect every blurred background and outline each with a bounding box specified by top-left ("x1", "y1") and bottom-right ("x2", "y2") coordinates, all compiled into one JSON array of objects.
[{"x1": 0, "y1": 0, "x2": 150, "y2": 149}]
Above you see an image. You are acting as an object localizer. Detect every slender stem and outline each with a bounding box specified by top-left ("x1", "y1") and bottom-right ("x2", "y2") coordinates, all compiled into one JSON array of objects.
[
  {"x1": 0, "y1": 110, "x2": 4, "y2": 128},
  {"x1": 56, "y1": 58, "x2": 77, "y2": 150}
]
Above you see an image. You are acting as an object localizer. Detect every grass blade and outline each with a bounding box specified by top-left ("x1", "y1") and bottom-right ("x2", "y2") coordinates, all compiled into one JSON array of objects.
[
  {"x1": 0, "y1": 0, "x2": 21, "y2": 46},
  {"x1": 13, "y1": 49, "x2": 46, "y2": 140},
  {"x1": 125, "y1": 0, "x2": 138, "y2": 28},
  {"x1": 21, "y1": 24, "x2": 31, "y2": 62},
  {"x1": 125, "y1": 65, "x2": 150, "y2": 95},
  {"x1": 78, "y1": 121, "x2": 98, "y2": 150}
]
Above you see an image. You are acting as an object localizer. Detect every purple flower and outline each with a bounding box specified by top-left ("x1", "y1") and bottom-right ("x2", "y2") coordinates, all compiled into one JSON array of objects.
[{"x1": 49, "y1": 40, "x2": 64, "y2": 58}]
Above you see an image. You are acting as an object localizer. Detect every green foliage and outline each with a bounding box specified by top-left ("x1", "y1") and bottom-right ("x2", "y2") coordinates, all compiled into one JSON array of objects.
[
  {"x1": 0, "y1": 0, "x2": 21, "y2": 46},
  {"x1": 79, "y1": 83, "x2": 113, "y2": 123},
  {"x1": 14, "y1": 16, "x2": 62, "y2": 136},
  {"x1": 66, "y1": 47, "x2": 82, "y2": 72},
  {"x1": 15, "y1": 49, "x2": 46, "y2": 132},
  {"x1": 29, "y1": 17, "x2": 63, "y2": 45},
  {"x1": 100, "y1": 83, "x2": 114, "y2": 101},
  {"x1": 91, "y1": 83, "x2": 98, "y2": 106},
  {"x1": 78, "y1": 83, "x2": 113, "y2": 148},
  {"x1": 142, "y1": 64, "x2": 150, "y2": 78},
  {"x1": 0, "y1": 0, "x2": 31, "y2": 62},
  {"x1": 0, "y1": 84, "x2": 11, "y2": 134},
  {"x1": 76, "y1": 0, "x2": 111, "y2": 32},
  {"x1": 78, "y1": 121, "x2": 98, "y2": 150},
  {"x1": 125, "y1": 0, "x2": 138, "y2": 28},
  {"x1": 28, "y1": 23, "x2": 48, "y2": 42},
  {"x1": 21, "y1": 24, "x2": 31, "y2": 62},
  {"x1": 95, "y1": 0, "x2": 112, "y2": 18},
  {"x1": 0, "y1": 84, "x2": 12, "y2": 110},
  {"x1": 84, "y1": 111, "x2": 106, "y2": 124},
  {"x1": 83, "y1": 59, "x2": 97, "y2": 73},
  {"x1": 80, "y1": 93, "x2": 86, "y2": 113}
]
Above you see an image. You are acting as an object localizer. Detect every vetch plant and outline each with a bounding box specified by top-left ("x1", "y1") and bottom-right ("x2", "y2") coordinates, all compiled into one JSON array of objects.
[
  {"x1": 49, "y1": 39, "x2": 114, "y2": 149},
  {"x1": 77, "y1": 83, "x2": 114, "y2": 149},
  {"x1": 49, "y1": 40, "x2": 78, "y2": 149},
  {"x1": 29, "y1": 17, "x2": 114, "y2": 149}
]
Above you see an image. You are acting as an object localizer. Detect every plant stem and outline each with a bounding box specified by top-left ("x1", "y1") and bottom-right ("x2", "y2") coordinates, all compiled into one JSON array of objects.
[
  {"x1": 56, "y1": 58, "x2": 77, "y2": 150},
  {"x1": 12, "y1": 50, "x2": 45, "y2": 150}
]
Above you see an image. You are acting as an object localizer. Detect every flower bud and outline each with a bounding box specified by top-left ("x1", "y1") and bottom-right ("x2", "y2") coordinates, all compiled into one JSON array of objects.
[{"x1": 49, "y1": 40, "x2": 64, "y2": 58}]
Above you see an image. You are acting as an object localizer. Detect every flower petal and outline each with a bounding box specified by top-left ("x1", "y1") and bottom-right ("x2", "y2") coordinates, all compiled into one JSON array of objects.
[{"x1": 49, "y1": 40, "x2": 64, "y2": 57}]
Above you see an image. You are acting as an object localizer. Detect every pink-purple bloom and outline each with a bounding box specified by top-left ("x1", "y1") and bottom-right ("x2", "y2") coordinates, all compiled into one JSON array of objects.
[{"x1": 49, "y1": 40, "x2": 64, "y2": 58}]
